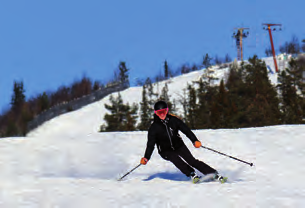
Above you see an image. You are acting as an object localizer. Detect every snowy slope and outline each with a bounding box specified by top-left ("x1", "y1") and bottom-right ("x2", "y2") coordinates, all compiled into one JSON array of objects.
[
  {"x1": 1, "y1": 56, "x2": 303, "y2": 207},
  {"x1": 1, "y1": 125, "x2": 305, "y2": 207},
  {"x1": 27, "y1": 56, "x2": 282, "y2": 138}
]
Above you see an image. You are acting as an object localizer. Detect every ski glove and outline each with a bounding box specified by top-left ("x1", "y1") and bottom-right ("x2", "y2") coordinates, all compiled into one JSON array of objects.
[
  {"x1": 194, "y1": 141, "x2": 202, "y2": 148},
  {"x1": 140, "y1": 157, "x2": 148, "y2": 165}
]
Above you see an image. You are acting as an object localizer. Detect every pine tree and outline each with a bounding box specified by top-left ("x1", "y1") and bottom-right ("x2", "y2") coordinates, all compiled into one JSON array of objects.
[
  {"x1": 210, "y1": 80, "x2": 230, "y2": 129},
  {"x1": 118, "y1": 61, "x2": 130, "y2": 87},
  {"x1": 101, "y1": 93, "x2": 138, "y2": 131},
  {"x1": 11, "y1": 81, "x2": 26, "y2": 111},
  {"x1": 164, "y1": 60, "x2": 169, "y2": 79},
  {"x1": 214, "y1": 55, "x2": 222, "y2": 66},
  {"x1": 288, "y1": 58, "x2": 305, "y2": 96},
  {"x1": 225, "y1": 54, "x2": 232, "y2": 63},
  {"x1": 226, "y1": 59, "x2": 242, "y2": 91},
  {"x1": 93, "y1": 81, "x2": 101, "y2": 91},
  {"x1": 191, "y1": 64, "x2": 198, "y2": 72},
  {"x1": 185, "y1": 84, "x2": 197, "y2": 129},
  {"x1": 225, "y1": 56, "x2": 281, "y2": 128},
  {"x1": 288, "y1": 57, "x2": 305, "y2": 121},
  {"x1": 194, "y1": 78, "x2": 210, "y2": 129},
  {"x1": 159, "y1": 83, "x2": 176, "y2": 114},
  {"x1": 122, "y1": 103, "x2": 138, "y2": 131},
  {"x1": 225, "y1": 60, "x2": 248, "y2": 127},
  {"x1": 177, "y1": 88, "x2": 188, "y2": 120},
  {"x1": 20, "y1": 103, "x2": 33, "y2": 135},
  {"x1": 102, "y1": 94, "x2": 125, "y2": 131},
  {"x1": 38, "y1": 92, "x2": 50, "y2": 113},
  {"x1": 243, "y1": 55, "x2": 281, "y2": 127},
  {"x1": 5, "y1": 118, "x2": 18, "y2": 137},
  {"x1": 145, "y1": 78, "x2": 158, "y2": 107},
  {"x1": 198, "y1": 69, "x2": 219, "y2": 128},
  {"x1": 159, "y1": 83, "x2": 170, "y2": 102},
  {"x1": 279, "y1": 36, "x2": 301, "y2": 55},
  {"x1": 277, "y1": 70, "x2": 303, "y2": 124},
  {"x1": 138, "y1": 85, "x2": 152, "y2": 130},
  {"x1": 202, "y1": 53, "x2": 212, "y2": 69},
  {"x1": 210, "y1": 100, "x2": 220, "y2": 129},
  {"x1": 201, "y1": 54, "x2": 219, "y2": 85}
]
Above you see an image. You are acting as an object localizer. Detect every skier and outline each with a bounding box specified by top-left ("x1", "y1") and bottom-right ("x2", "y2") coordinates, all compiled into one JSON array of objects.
[{"x1": 140, "y1": 100, "x2": 226, "y2": 183}]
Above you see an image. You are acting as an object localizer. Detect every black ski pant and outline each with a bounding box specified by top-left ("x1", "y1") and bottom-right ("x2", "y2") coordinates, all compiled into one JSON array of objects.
[{"x1": 160, "y1": 145, "x2": 217, "y2": 177}]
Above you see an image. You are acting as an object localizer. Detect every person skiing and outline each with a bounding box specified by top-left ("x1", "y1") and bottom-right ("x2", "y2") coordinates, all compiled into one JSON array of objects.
[{"x1": 140, "y1": 100, "x2": 226, "y2": 183}]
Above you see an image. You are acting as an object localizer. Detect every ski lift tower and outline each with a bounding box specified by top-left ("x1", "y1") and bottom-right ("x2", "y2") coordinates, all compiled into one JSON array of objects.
[
  {"x1": 233, "y1": 28, "x2": 249, "y2": 61},
  {"x1": 262, "y1": 23, "x2": 282, "y2": 72}
]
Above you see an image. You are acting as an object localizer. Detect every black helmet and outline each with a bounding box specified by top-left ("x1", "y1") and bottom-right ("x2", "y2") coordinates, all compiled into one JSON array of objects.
[{"x1": 154, "y1": 100, "x2": 168, "y2": 110}]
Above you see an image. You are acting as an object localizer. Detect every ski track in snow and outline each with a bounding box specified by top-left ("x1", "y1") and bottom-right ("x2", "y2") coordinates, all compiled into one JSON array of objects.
[
  {"x1": 1, "y1": 57, "x2": 305, "y2": 207},
  {"x1": 2, "y1": 127, "x2": 305, "y2": 207}
]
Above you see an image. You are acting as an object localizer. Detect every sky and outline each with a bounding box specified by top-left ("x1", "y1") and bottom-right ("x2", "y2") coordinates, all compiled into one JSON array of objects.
[{"x1": 1, "y1": 0, "x2": 305, "y2": 112}]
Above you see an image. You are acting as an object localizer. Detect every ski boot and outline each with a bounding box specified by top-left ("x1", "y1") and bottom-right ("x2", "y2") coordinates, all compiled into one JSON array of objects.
[
  {"x1": 190, "y1": 172, "x2": 201, "y2": 184},
  {"x1": 213, "y1": 172, "x2": 228, "y2": 184}
]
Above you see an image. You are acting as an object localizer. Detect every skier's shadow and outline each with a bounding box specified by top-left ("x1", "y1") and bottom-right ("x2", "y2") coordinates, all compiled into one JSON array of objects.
[{"x1": 143, "y1": 172, "x2": 190, "y2": 182}]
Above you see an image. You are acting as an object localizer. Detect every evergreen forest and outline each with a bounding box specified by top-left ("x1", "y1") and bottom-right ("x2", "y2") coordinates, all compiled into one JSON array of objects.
[{"x1": 1, "y1": 37, "x2": 305, "y2": 137}]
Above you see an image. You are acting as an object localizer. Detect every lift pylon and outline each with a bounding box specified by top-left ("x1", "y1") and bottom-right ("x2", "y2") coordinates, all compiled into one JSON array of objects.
[
  {"x1": 233, "y1": 28, "x2": 249, "y2": 61},
  {"x1": 262, "y1": 23, "x2": 282, "y2": 72}
]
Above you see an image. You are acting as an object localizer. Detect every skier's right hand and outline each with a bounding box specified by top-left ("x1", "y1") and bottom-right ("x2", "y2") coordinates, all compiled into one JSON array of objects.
[{"x1": 140, "y1": 157, "x2": 148, "y2": 165}]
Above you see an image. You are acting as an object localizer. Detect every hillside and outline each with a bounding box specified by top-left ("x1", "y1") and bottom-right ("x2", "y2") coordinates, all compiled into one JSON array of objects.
[
  {"x1": 27, "y1": 56, "x2": 282, "y2": 138},
  {"x1": 1, "y1": 124, "x2": 305, "y2": 207},
  {"x1": 1, "y1": 56, "x2": 304, "y2": 207}
]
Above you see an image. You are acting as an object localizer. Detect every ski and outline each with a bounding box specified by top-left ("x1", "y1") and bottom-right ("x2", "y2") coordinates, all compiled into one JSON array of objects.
[
  {"x1": 218, "y1": 177, "x2": 228, "y2": 184},
  {"x1": 193, "y1": 173, "x2": 228, "y2": 184}
]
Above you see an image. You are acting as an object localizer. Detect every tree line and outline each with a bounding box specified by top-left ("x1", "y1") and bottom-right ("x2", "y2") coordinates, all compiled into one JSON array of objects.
[
  {"x1": 0, "y1": 62, "x2": 130, "y2": 137},
  {"x1": 1, "y1": 37, "x2": 304, "y2": 137},
  {"x1": 101, "y1": 55, "x2": 305, "y2": 132},
  {"x1": 265, "y1": 35, "x2": 305, "y2": 57},
  {"x1": 0, "y1": 51, "x2": 231, "y2": 137}
]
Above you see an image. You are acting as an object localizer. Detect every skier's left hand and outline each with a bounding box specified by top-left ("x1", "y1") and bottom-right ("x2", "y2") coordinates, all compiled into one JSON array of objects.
[{"x1": 194, "y1": 141, "x2": 202, "y2": 148}]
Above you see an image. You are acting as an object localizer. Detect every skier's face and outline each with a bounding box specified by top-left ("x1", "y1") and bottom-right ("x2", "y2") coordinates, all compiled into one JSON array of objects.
[{"x1": 155, "y1": 108, "x2": 168, "y2": 120}]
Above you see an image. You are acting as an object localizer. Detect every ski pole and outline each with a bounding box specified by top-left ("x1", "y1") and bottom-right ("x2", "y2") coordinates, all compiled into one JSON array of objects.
[
  {"x1": 118, "y1": 164, "x2": 142, "y2": 181},
  {"x1": 201, "y1": 145, "x2": 254, "y2": 167}
]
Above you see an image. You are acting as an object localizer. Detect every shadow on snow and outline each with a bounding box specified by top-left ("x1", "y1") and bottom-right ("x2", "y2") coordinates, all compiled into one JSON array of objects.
[
  {"x1": 143, "y1": 171, "x2": 190, "y2": 182},
  {"x1": 143, "y1": 165, "x2": 248, "y2": 183}
]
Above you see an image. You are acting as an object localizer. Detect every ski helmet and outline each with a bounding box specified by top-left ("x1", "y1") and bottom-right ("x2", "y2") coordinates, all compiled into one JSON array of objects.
[{"x1": 154, "y1": 100, "x2": 168, "y2": 111}]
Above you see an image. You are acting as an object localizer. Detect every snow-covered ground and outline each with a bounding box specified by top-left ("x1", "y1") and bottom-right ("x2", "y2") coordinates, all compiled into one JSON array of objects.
[
  {"x1": 1, "y1": 125, "x2": 305, "y2": 207},
  {"x1": 1, "y1": 56, "x2": 304, "y2": 207}
]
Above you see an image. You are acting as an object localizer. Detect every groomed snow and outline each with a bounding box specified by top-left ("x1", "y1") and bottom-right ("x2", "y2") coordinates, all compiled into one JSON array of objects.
[
  {"x1": 1, "y1": 126, "x2": 305, "y2": 207},
  {"x1": 1, "y1": 56, "x2": 304, "y2": 207}
]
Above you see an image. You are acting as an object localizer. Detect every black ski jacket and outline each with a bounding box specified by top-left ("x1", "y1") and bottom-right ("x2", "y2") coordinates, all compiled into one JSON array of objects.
[{"x1": 144, "y1": 114, "x2": 199, "y2": 160}]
